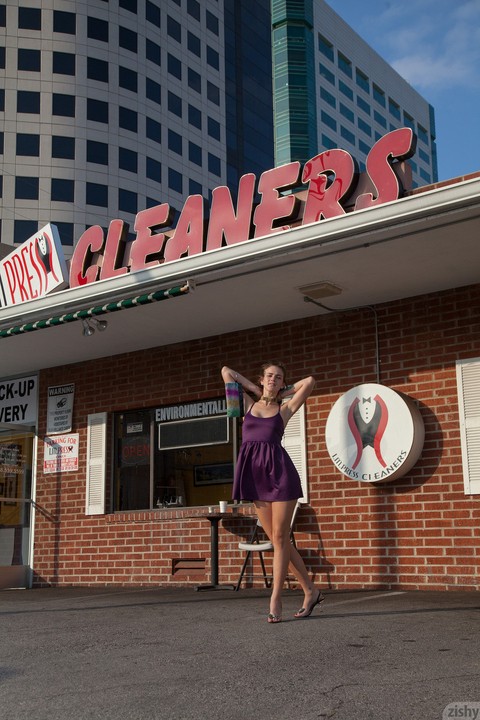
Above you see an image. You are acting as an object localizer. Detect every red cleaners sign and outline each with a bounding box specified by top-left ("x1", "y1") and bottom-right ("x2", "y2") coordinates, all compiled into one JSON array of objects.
[
  {"x1": 69, "y1": 128, "x2": 416, "y2": 288},
  {"x1": 0, "y1": 224, "x2": 69, "y2": 308}
]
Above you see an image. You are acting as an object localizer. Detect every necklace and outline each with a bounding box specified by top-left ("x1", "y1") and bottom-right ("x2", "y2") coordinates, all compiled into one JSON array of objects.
[{"x1": 261, "y1": 396, "x2": 278, "y2": 405}]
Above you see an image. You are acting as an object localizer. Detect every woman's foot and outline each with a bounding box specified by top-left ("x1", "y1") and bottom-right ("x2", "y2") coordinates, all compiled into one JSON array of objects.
[
  {"x1": 294, "y1": 589, "x2": 325, "y2": 618},
  {"x1": 267, "y1": 612, "x2": 282, "y2": 624},
  {"x1": 268, "y1": 599, "x2": 282, "y2": 623}
]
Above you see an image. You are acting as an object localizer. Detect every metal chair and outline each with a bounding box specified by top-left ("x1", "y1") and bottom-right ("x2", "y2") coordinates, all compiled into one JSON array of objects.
[{"x1": 234, "y1": 502, "x2": 300, "y2": 591}]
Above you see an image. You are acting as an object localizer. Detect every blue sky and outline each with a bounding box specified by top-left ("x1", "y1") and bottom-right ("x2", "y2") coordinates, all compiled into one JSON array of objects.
[{"x1": 325, "y1": 0, "x2": 480, "y2": 181}]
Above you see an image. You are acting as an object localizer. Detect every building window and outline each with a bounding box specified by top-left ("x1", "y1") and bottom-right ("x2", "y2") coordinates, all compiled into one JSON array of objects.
[
  {"x1": 167, "y1": 15, "x2": 181, "y2": 42},
  {"x1": 0, "y1": 6, "x2": 6, "y2": 27},
  {"x1": 207, "y1": 81, "x2": 219, "y2": 105},
  {"x1": 87, "y1": 57, "x2": 109, "y2": 83},
  {"x1": 0, "y1": 47, "x2": 4, "y2": 70},
  {"x1": 18, "y1": 90, "x2": 40, "y2": 114},
  {"x1": 403, "y1": 111, "x2": 415, "y2": 131},
  {"x1": 207, "y1": 46, "x2": 219, "y2": 71},
  {"x1": 146, "y1": 117, "x2": 161, "y2": 144},
  {"x1": 321, "y1": 110, "x2": 337, "y2": 132},
  {"x1": 168, "y1": 167, "x2": 182, "y2": 194},
  {"x1": 15, "y1": 176, "x2": 39, "y2": 200},
  {"x1": 14, "y1": 220, "x2": 38, "y2": 244},
  {"x1": 339, "y1": 80, "x2": 353, "y2": 101},
  {"x1": 52, "y1": 93, "x2": 75, "y2": 117},
  {"x1": 338, "y1": 52, "x2": 352, "y2": 78},
  {"x1": 51, "y1": 178, "x2": 74, "y2": 202},
  {"x1": 208, "y1": 153, "x2": 221, "y2": 176},
  {"x1": 119, "y1": 147, "x2": 138, "y2": 173},
  {"x1": 16, "y1": 133, "x2": 40, "y2": 156},
  {"x1": 119, "y1": 26, "x2": 138, "y2": 53},
  {"x1": 357, "y1": 96, "x2": 370, "y2": 115},
  {"x1": 119, "y1": 188, "x2": 137, "y2": 214},
  {"x1": 119, "y1": 66, "x2": 138, "y2": 92},
  {"x1": 119, "y1": 107, "x2": 137, "y2": 132},
  {"x1": 112, "y1": 405, "x2": 236, "y2": 511},
  {"x1": 146, "y1": 1, "x2": 161, "y2": 27},
  {"x1": 188, "y1": 31, "x2": 201, "y2": 57},
  {"x1": 87, "y1": 140, "x2": 108, "y2": 165},
  {"x1": 146, "y1": 157, "x2": 161, "y2": 183},
  {"x1": 53, "y1": 51, "x2": 75, "y2": 75},
  {"x1": 168, "y1": 53, "x2": 181, "y2": 79},
  {"x1": 86, "y1": 182, "x2": 108, "y2": 207},
  {"x1": 340, "y1": 103, "x2": 354, "y2": 123},
  {"x1": 319, "y1": 62, "x2": 335, "y2": 85},
  {"x1": 341, "y1": 125, "x2": 355, "y2": 145},
  {"x1": 87, "y1": 16, "x2": 109, "y2": 42},
  {"x1": 168, "y1": 91, "x2": 182, "y2": 117},
  {"x1": 320, "y1": 87, "x2": 336, "y2": 109},
  {"x1": 456, "y1": 357, "x2": 480, "y2": 495},
  {"x1": 359, "y1": 140, "x2": 371, "y2": 155},
  {"x1": 322, "y1": 133, "x2": 336, "y2": 150},
  {"x1": 189, "y1": 179, "x2": 202, "y2": 196},
  {"x1": 168, "y1": 129, "x2": 182, "y2": 155},
  {"x1": 53, "y1": 10, "x2": 76, "y2": 35},
  {"x1": 0, "y1": 89, "x2": 4, "y2": 112},
  {"x1": 373, "y1": 83, "x2": 385, "y2": 108},
  {"x1": 189, "y1": 142, "x2": 202, "y2": 166},
  {"x1": 389, "y1": 97, "x2": 401, "y2": 121},
  {"x1": 374, "y1": 110, "x2": 387, "y2": 129},
  {"x1": 120, "y1": 0, "x2": 137, "y2": 13},
  {"x1": 206, "y1": 10, "x2": 219, "y2": 35},
  {"x1": 417, "y1": 125, "x2": 429, "y2": 145},
  {"x1": 53, "y1": 222, "x2": 74, "y2": 246},
  {"x1": 146, "y1": 78, "x2": 161, "y2": 105},
  {"x1": 187, "y1": 0, "x2": 200, "y2": 21},
  {"x1": 52, "y1": 136, "x2": 75, "y2": 159},
  {"x1": 356, "y1": 68, "x2": 369, "y2": 94},
  {"x1": 87, "y1": 98, "x2": 108, "y2": 123},
  {"x1": 207, "y1": 117, "x2": 220, "y2": 141},
  {"x1": 18, "y1": 7, "x2": 41, "y2": 30},
  {"x1": 18, "y1": 48, "x2": 41, "y2": 72},
  {"x1": 318, "y1": 34, "x2": 334, "y2": 62},
  {"x1": 358, "y1": 117, "x2": 372, "y2": 136},
  {"x1": 188, "y1": 68, "x2": 201, "y2": 93},
  {"x1": 146, "y1": 39, "x2": 161, "y2": 67},
  {"x1": 0, "y1": 132, "x2": 3, "y2": 154},
  {"x1": 188, "y1": 104, "x2": 201, "y2": 129}
]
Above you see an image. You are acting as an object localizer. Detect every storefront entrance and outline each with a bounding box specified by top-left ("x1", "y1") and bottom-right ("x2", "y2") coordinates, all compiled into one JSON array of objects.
[{"x1": 0, "y1": 426, "x2": 35, "y2": 589}]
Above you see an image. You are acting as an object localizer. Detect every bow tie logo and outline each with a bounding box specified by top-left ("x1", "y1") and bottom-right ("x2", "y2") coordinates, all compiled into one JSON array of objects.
[{"x1": 362, "y1": 397, "x2": 371, "y2": 404}]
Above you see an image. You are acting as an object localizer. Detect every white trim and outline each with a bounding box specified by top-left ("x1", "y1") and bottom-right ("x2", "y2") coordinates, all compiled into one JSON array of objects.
[
  {"x1": 456, "y1": 357, "x2": 480, "y2": 495},
  {"x1": 283, "y1": 404, "x2": 309, "y2": 503},
  {"x1": 86, "y1": 412, "x2": 107, "y2": 515}
]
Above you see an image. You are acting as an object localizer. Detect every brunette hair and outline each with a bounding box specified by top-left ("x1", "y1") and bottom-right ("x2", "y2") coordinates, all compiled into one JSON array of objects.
[{"x1": 259, "y1": 361, "x2": 287, "y2": 384}]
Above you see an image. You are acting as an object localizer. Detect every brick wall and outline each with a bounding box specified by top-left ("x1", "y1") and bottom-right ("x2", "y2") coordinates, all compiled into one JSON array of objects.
[{"x1": 33, "y1": 282, "x2": 480, "y2": 590}]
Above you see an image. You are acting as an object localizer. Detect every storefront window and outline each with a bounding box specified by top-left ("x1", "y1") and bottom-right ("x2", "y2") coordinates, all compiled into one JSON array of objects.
[{"x1": 113, "y1": 398, "x2": 236, "y2": 510}]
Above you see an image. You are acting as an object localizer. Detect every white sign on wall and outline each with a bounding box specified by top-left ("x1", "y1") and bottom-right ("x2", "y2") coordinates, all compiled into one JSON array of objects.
[
  {"x1": 43, "y1": 434, "x2": 79, "y2": 474},
  {"x1": 0, "y1": 375, "x2": 37, "y2": 425},
  {"x1": 325, "y1": 383, "x2": 425, "y2": 483},
  {"x1": 47, "y1": 384, "x2": 75, "y2": 434}
]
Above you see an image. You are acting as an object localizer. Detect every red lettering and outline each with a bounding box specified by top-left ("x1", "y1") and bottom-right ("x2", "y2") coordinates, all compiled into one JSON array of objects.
[
  {"x1": 253, "y1": 162, "x2": 301, "y2": 237},
  {"x1": 163, "y1": 195, "x2": 205, "y2": 263},
  {"x1": 206, "y1": 174, "x2": 256, "y2": 250},
  {"x1": 302, "y1": 149, "x2": 356, "y2": 223},
  {"x1": 20, "y1": 244, "x2": 36, "y2": 299},
  {"x1": 99, "y1": 219, "x2": 129, "y2": 281},
  {"x1": 129, "y1": 203, "x2": 172, "y2": 272},
  {"x1": 29, "y1": 240, "x2": 43, "y2": 298},
  {"x1": 69, "y1": 225, "x2": 104, "y2": 288},
  {"x1": 3, "y1": 259, "x2": 17, "y2": 304},
  {"x1": 355, "y1": 128, "x2": 416, "y2": 211},
  {"x1": 12, "y1": 255, "x2": 29, "y2": 302}
]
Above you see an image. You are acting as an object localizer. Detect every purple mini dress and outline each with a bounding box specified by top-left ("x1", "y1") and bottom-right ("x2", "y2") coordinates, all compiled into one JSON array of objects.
[{"x1": 232, "y1": 405, "x2": 302, "y2": 502}]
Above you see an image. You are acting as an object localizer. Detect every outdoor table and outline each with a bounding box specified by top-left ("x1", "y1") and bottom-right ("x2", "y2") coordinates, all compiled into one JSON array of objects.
[{"x1": 195, "y1": 512, "x2": 237, "y2": 591}]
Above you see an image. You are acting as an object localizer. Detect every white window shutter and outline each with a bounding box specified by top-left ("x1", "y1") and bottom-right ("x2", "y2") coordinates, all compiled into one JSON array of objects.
[
  {"x1": 456, "y1": 358, "x2": 480, "y2": 495},
  {"x1": 86, "y1": 412, "x2": 107, "y2": 514},
  {"x1": 282, "y1": 404, "x2": 309, "y2": 503}
]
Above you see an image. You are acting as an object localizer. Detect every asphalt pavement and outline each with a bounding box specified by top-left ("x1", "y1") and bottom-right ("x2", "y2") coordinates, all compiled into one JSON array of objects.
[{"x1": 2, "y1": 586, "x2": 480, "y2": 720}]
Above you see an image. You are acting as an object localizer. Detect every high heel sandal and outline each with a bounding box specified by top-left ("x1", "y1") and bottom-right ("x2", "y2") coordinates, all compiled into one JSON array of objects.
[
  {"x1": 294, "y1": 590, "x2": 325, "y2": 619},
  {"x1": 267, "y1": 613, "x2": 282, "y2": 624}
]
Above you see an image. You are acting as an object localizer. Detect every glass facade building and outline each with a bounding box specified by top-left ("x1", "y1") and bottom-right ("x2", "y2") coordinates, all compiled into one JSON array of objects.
[{"x1": 0, "y1": 0, "x2": 436, "y2": 256}]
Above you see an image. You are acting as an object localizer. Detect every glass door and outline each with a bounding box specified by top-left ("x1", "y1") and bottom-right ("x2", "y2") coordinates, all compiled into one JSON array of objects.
[{"x1": 0, "y1": 429, "x2": 34, "y2": 589}]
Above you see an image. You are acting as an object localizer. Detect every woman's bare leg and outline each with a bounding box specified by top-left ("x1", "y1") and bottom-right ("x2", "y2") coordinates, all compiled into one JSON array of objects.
[{"x1": 254, "y1": 500, "x2": 319, "y2": 617}]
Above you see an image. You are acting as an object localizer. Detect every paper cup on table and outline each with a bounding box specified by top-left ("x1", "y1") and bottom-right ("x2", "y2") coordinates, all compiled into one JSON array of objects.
[{"x1": 219, "y1": 501, "x2": 228, "y2": 513}]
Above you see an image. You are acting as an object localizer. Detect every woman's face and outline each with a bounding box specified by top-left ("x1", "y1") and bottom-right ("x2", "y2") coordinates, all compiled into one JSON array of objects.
[{"x1": 261, "y1": 365, "x2": 285, "y2": 395}]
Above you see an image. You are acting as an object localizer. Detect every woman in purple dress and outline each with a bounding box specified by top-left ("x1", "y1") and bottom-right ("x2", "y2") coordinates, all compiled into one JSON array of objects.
[{"x1": 221, "y1": 362, "x2": 324, "y2": 623}]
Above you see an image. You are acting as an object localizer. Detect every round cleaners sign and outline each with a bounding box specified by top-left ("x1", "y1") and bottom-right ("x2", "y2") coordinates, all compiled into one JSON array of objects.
[{"x1": 325, "y1": 384, "x2": 424, "y2": 483}]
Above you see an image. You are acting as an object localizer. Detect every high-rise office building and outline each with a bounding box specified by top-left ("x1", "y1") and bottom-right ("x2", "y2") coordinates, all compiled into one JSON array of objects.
[{"x1": 0, "y1": 0, "x2": 436, "y2": 256}]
